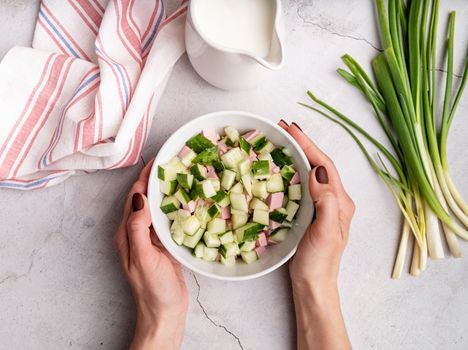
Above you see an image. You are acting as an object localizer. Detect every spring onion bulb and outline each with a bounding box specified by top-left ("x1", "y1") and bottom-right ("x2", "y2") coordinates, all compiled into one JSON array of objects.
[{"x1": 301, "y1": 0, "x2": 468, "y2": 277}]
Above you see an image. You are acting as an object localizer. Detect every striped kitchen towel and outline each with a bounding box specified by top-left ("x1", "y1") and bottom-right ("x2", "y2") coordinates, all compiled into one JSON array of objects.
[{"x1": 0, "y1": 0, "x2": 187, "y2": 190}]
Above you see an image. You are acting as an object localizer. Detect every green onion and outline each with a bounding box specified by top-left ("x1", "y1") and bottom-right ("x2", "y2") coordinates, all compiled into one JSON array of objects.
[{"x1": 301, "y1": 0, "x2": 468, "y2": 278}]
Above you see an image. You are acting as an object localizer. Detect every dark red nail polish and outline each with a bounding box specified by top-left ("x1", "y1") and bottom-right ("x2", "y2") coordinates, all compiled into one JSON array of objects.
[
  {"x1": 292, "y1": 122, "x2": 303, "y2": 131},
  {"x1": 315, "y1": 166, "x2": 328, "y2": 184},
  {"x1": 132, "y1": 193, "x2": 144, "y2": 211},
  {"x1": 279, "y1": 119, "x2": 289, "y2": 126}
]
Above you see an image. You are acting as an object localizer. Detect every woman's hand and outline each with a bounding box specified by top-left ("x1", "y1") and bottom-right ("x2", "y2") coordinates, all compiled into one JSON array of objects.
[
  {"x1": 114, "y1": 160, "x2": 188, "y2": 350},
  {"x1": 279, "y1": 121, "x2": 354, "y2": 350}
]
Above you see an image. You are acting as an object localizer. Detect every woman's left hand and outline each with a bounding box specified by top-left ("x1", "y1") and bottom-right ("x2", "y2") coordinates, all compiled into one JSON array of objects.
[{"x1": 114, "y1": 160, "x2": 188, "y2": 350}]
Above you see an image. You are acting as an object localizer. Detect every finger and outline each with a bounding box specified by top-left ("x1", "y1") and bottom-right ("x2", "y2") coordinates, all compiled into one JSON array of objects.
[
  {"x1": 288, "y1": 123, "x2": 344, "y2": 191},
  {"x1": 126, "y1": 193, "x2": 153, "y2": 256},
  {"x1": 308, "y1": 171, "x2": 341, "y2": 237},
  {"x1": 278, "y1": 119, "x2": 289, "y2": 131},
  {"x1": 122, "y1": 159, "x2": 155, "y2": 223},
  {"x1": 113, "y1": 223, "x2": 130, "y2": 271}
]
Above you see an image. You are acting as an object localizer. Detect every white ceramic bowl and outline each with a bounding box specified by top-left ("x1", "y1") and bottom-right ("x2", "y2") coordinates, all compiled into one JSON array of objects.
[{"x1": 148, "y1": 111, "x2": 313, "y2": 281}]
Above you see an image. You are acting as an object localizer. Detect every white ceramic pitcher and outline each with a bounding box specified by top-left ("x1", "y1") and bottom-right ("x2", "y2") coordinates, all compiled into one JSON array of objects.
[{"x1": 185, "y1": 0, "x2": 285, "y2": 90}]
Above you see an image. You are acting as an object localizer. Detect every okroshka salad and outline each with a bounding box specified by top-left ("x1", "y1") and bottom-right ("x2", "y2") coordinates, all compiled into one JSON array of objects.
[{"x1": 157, "y1": 126, "x2": 302, "y2": 265}]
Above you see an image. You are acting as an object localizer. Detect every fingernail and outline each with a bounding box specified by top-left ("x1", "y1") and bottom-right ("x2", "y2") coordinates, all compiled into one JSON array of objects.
[
  {"x1": 132, "y1": 193, "x2": 144, "y2": 211},
  {"x1": 279, "y1": 119, "x2": 289, "y2": 126},
  {"x1": 315, "y1": 166, "x2": 328, "y2": 184},
  {"x1": 292, "y1": 122, "x2": 303, "y2": 131}
]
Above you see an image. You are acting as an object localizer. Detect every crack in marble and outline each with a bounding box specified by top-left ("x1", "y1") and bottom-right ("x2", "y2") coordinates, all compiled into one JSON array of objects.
[
  {"x1": 296, "y1": 6, "x2": 382, "y2": 52},
  {"x1": 0, "y1": 248, "x2": 40, "y2": 285},
  {"x1": 192, "y1": 273, "x2": 244, "y2": 350}
]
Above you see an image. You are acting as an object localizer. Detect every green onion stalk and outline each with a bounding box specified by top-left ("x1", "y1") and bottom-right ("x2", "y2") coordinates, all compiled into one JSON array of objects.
[{"x1": 301, "y1": 0, "x2": 468, "y2": 278}]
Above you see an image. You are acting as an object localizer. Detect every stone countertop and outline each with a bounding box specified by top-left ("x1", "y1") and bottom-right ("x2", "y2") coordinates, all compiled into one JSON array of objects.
[{"x1": 1, "y1": 1, "x2": 467, "y2": 349}]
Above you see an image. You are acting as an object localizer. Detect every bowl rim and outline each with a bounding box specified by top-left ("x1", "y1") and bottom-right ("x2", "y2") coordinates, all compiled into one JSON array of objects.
[{"x1": 148, "y1": 110, "x2": 312, "y2": 281}]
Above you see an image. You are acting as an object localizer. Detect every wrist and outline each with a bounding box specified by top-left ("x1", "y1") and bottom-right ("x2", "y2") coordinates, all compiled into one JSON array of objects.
[
  {"x1": 292, "y1": 278, "x2": 340, "y2": 310},
  {"x1": 132, "y1": 311, "x2": 187, "y2": 350}
]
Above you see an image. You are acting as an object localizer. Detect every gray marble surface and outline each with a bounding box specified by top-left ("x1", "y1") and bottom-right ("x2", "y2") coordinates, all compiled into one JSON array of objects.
[{"x1": 1, "y1": 1, "x2": 468, "y2": 349}]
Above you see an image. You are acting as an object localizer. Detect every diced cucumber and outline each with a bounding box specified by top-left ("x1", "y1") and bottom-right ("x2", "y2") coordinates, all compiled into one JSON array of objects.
[
  {"x1": 252, "y1": 160, "x2": 270, "y2": 180},
  {"x1": 288, "y1": 184, "x2": 302, "y2": 200},
  {"x1": 220, "y1": 255, "x2": 236, "y2": 265},
  {"x1": 182, "y1": 216, "x2": 201, "y2": 236},
  {"x1": 239, "y1": 136, "x2": 251, "y2": 155},
  {"x1": 232, "y1": 214, "x2": 248, "y2": 229},
  {"x1": 189, "y1": 180, "x2": 200, "y2": 200},
  {"x1": 158, "y1": 164, "x2": 177, "y2": 181},
  {"x1": 160, "y1": 180, "x2": 177, "y2": 195},
  {"x1": 225, "y1": 137, "x2": 236, "y2": 147},
  {"x1": 230, "y1": 193, "x2": 248, "y2": 212},
  {"x1": 280, "y1": 165, "x2": 296, "y2": 181},
  {"x1": 190, "y1": 164, "x2": 207, "y2": 180},
  {"x1": 241, "y1": 251, "x2": 258, "y2": 264},
  {"x1": 177, "y1": 173, "x2": 193, "y2": 190},
  {"x1": 180, "y1": 149, "x2": 197, "y2": 167},
  {"x1": 251, "y1": 134, "x2": 266, "y2": 150},
  {"x1": 224, "y1": 126, "x2": 239, "y2": 143},
  {"x1": 221, "y1": 242, "x2": 240, "y2": 257},
  {"x1": 221, "y1": 169, "x2": 236, "y2": 191},
  {"x1": 169, "y1": 157, "x2": 186, "y2": 172},
  {"x1": 269, "y1": 228, "x2": 289, "y2": 242},
  {"x1": 282, "y1": 147, "x2": 292, "y2": 156},
  {"x1": 203, "y1": 231, "x2": 221, "y2": 248},
  {"x1": 202, "y1": 247, "x2": 218, "y2": 261},
  {"x1": 209, "y1": 178, "x2": 221, "y2": 192},
  {"x1": 253, "y1": 209, "x2": 269, "y2": 225},
  {"x1": 252, "y1": 181, "x2": 268, "y2": 199},
  {"x1": 241, "y1": 174, "x2": 252, "y2": 196},
  {"x1": 172, "y1": 231, "x2": 185, "y2": 245},
  {"x1": 212, "y1": 160, "x2": 225, "y2": 172},
  {"x1": 212, "y1": 190, "x2": 227, "y2": 203},
  {"x1": 219, "y1": 231, "x2": 234, "y2": 244},
  {"x1": 218, "y1": 195, "x2": 230, "y2": 208},
  {"x1": 286, "y1": 201, "x2": 300, "y2": 221},
  {"x1": 171, "y1": 220, "x2": 183, "y2": 234},
  {"x1": 282, "y1": 194, "x2": 289, "y2": 207},
  {"x1": 194, "y1": 243, "x2": 205, "y2": 258},
  {"x1": 186, "y1": 134, "x2": 215, "y2": 153},
  {"x1": 193, "y1": 147, "x2": 218, "y2": 165},
  {"x1": 235, "y1": 223, "x2": 264, "y2": 243},
  {"x1": 238, "y1": 159, "x2": 251, "y2": 175},
  {"x1": 230, "y1": 208, "x2": 247, "y2": 216},
  {"x1": 271, "y1": 148, "x2": 293, "y2": 166},
  {"x1": 183, "y1": 227, "x2": 204, "y2": 248},
  {"x1": 160, "y1": 196, "x2": 180, "y2": 214},
  {"x1": 208, "y1": 203, "x2": 221, "y2": 219},
  {"x1": 256, "y1": 140, "x2": 274, "y2": 155},
  {"x1": 270, "y1": 208, "x2": 288, "y2": 223},
  {"x1": 240, "y1": 240, "x2": 256, "y2": 252},
  {"x1": 200, "y1": 179, "x2": 216, "y2": 198},
  {"x1": 177, "y1": 209, "x2": 191, "y2": 220},
  {"x1": 174, "y1": 188, "x2": 191, "y2": 205},
  {"x1": 195, "y1": 204, "x2": 210, "y2": 224},
  {"x1": 257, "y1": 153, "x2": 273, "y2": 162},
  {"x1": 167, "y1": 211, "x2": 178, "y2": 220},
  {"x1": 230, "y1": 182, "x2": 244, "y2": 194},
  {"x1": 250, "y1": 198, "x2": 269, "y2": 211},
  {"x1": 221, "y1": 148, "x2": 243, "y2": 169},
  {"x1": 267, "y1": 173, "x2": 284, "y2": 193},
  {"x1": 207, "y1": 218, "x2": 226, "y2": 234}
]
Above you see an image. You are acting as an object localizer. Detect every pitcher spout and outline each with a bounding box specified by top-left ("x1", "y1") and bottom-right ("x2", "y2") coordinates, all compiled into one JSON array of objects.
[{"x1": 255, "y1": 27, "x2": 284, "y2": 70}]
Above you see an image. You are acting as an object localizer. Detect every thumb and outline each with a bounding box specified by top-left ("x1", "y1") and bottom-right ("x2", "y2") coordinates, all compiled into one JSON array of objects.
[
  {"x1": 126, "y1": 193, "x2": 153, "y2": 254},
  {"x1": 309, "y1": 166, "x2": 340, "y2": 232}
]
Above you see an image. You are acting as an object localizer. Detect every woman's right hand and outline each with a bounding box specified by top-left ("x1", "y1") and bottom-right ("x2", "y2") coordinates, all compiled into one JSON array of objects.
[{"x1": 279, "y1": 120, "x2": 354, "y2": 350}]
